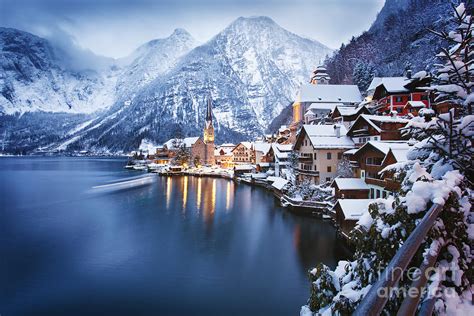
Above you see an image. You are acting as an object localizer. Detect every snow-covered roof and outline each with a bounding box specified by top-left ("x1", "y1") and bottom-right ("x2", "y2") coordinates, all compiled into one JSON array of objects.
[
  {"x1": 232, "y1": 142, "x2": 252, "y2": 151},
  {"x1": 367, "y1": 77, "x2": 383, "y2": 91},
  {"x1": 272, "y1": 177, "x2": 289, "y2": 190},
  {"x1": 350, "y1": 114, "x2": 409, "y2": 133},
  {"x1": 240, "y1": 142, "x2": 252, "y2": 149},
  {"x1": 336, "y1": 199, "x2": 373, "y2": 220},
  {"x1": 163, "y1": 137, "x2": 200, "y2": 149},
  {"x1": 183, "y1": 137, "x2": 200, "y2": 147},
  {"x1": 220, "y1": 143, "x2": 236, "y2": 147},
  {"x1": 302, "y1": 124, "x2": 355, "y2": 149},
  {"x1": 354, "y1": 141, "x2": 411, "y2": 161},
  {"x1": 405, "y1": 101, "x2": 426, "y2": 108},
  {"x1": 234, "y1": 164, "x2": 254, "y2": 170},
  {"x1": 332, "y1": 178, "x2": 369, "y2": 190},
  {"x1": 272, "y1": 143, "x2": 292, "y2": 159},
  {"x1": 308, "y1": 102, "x2": 344, "y2": 111},
  {"x1": 368, "y1": 77, "x2": 410, "y2": 93},
  {"x1": 297, "y1": 84, "x2": 362, "y2": 104},
  {"x1": 334, "y1": 105, "x2": 367, "y2": 117},
  {"x1": 344, "y1": 148, "x2": 358, "y2": 155},
  {"x1": 253, "y1": 142, "x2": 271, "y2": 154}
]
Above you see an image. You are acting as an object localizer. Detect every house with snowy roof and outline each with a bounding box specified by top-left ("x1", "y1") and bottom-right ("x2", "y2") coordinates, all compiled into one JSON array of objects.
[
  {"x1": 232, "y1": 142, "x2": 253, "y2": 164},
  {"x1": 333, "y1": 199, "x2": 372, "y2": 239},
  {"x1": 215, "y1": 143, "x2": 235, "y2": 169},
  {"x1": 266, "y1": 143, "x2": 293, "y2": 177},
  {"x1": 368, "y1": 73, "x2": 431, "y2": 115},
  {"x1": 289, "y1": 67, "x2": 363, "y2": 141},
  {"x1": 346, "y1": 114, "x2": 409, "y2": 147},
  {"x1": 331, "y1": 178, "x2": 370, "y2": 199},
  {"x1": 252, "y1": 141, "x2": 272, "y2": 164},
  {"x1": 350, "y1": 141, "x2": 412, "y2": 198},
  {"x1": 293, "y1": 124, "x2": 355, "y2": 184},
  {"x1": 331, "y1": 105, "x2": 371, "y2": 128}
]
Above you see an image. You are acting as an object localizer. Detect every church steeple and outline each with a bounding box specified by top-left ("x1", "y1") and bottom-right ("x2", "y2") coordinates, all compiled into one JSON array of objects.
[
  {"x1": 204, "y1": 96, "x2": 214, "y2": 144},
  {"x1": 206, "y1": 97, "x2": 213, "y2": 124},
  {"x1": 310, "y1": 65, "x2": 331, "y2": 85}
]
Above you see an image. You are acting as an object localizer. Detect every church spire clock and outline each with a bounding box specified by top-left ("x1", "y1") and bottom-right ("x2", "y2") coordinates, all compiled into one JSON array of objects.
[
  {"x1": 203, "y1": 96, "x2": 215, "y2": 165},
  {"x1": 204, "y1": 97, "x2": 215, "y2": 144}
]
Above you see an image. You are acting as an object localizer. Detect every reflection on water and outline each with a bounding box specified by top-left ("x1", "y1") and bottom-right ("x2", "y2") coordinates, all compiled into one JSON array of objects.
[
  {"x1": 1, "y1": 158, "x2": 352, "y2": 316},
  {"x1": 196, "y1": 177, "x2": 202, "y2": 211},
  {"x1": 226, "y1": 181, "x2": 233, "y2": 211},
  {"x1": 182, "y1": 176, "x2": 188, "y2": 212},
  {"x1": 165, "y1": 176, "x2": 219, "y2": 228},
  {"x1": 166, "y1": 176, "x2": 172, "y2": 209}
]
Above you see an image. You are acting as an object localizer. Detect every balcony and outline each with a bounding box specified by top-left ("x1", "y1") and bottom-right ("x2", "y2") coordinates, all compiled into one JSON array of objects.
[
  {"x1": 365, "y1": 164, "x2": 382, "y2": 174},
  {"x1": 365, "y1": 177, "x2": 386, "y2": 187},
  {"x1": 384, "y1": 178, "x2": 401, "y2": 191},
  {"x1": 350, "y1": 161, "x2": 360, "y2": 168},
  {"x1": 296, "y1": 168, "x2": 320, "y2": 176}
]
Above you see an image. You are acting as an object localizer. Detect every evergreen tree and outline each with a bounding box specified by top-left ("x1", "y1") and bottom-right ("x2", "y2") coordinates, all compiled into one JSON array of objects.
[
  {"x1": 430, "y1": 2, "x2": 474, "y2": 115},
  {"x1": 352, "y1": 61, "x2": 376, "y2": 92},
  {"x1": 336, "y1": 157, "x2": 354, "y2": 178}
]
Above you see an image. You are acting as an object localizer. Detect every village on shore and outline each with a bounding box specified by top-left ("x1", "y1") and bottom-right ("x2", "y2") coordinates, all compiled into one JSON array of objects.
[{"x1": 126, "y1": 65, "x2": 444, "y2": 243}]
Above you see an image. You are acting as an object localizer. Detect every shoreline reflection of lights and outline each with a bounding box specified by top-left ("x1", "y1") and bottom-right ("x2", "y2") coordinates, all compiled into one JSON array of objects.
[
  {"x1": 166, "y1": 176, "x2": 172, "y2": 209},
  {"x1": 196, "y1": 177, "x2": 202, "y2": 212},
  {"x1": 182, "y1": 176, "x2": 188, "y2": 212}
]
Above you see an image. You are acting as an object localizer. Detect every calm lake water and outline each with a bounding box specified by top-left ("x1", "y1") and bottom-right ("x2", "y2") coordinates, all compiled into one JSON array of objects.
[{"x1": 0, "y1": 157, "x2": 351, "y2": 315}]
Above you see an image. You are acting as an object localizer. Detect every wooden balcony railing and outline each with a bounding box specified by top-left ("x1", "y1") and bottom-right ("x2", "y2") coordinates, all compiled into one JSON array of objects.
[
  {"x1": 354, "y1": 203, "x2": 444, "y2": 316},
  {"x1": 365, "y1": 177, "x2": 386, "y2": 187}
]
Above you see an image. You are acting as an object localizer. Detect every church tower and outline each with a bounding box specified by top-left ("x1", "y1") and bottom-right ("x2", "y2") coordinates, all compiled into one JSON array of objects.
[
  {"x1": 310, "y1": 65, "x2": 331, "y2": 85},
  {"x1": 203, "y1": 97, "x2": 215, "y2": 165}
]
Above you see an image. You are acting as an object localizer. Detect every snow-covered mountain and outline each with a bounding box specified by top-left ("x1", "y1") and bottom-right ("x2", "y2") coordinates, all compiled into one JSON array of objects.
[
  {"x1": 56, "y1": 16, "x2": 332, "y2": 152},
  {"x1": 0, "y1": 17, "x2": 332, "y2": 153},
  {"x1": 115, "y1": 28, "x2": 199, "y2": 100},
  {"x1": 0, "y1": 27, "x2": 118, "y2": 114}
]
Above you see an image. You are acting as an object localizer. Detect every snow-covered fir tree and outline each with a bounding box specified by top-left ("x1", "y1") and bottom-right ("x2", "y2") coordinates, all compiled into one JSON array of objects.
[
  {"x1": 430, "y1": 2, "x2": 474, "y2": 115},
  {"x1": 352, "y1": 61, "x2": 376, "y2": 92},
  {"x1": 301, "y1": 3, "x2": 473, "y2": 315},
  {"x1": 336, "y1": 157, "x2": 354, "y2": 178}
]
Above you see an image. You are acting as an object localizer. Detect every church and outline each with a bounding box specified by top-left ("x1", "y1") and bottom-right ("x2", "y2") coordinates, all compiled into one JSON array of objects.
[
  {"x1": 289, "y1": 66, "x2": 362, "y2": 142},
  {"x1": 202, "y1": 97, "x2": 215, "y2": 165}
]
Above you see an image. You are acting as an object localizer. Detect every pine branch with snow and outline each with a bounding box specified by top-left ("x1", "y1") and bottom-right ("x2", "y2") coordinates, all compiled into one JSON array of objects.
[{"x1": 429, "y1": 2, "x2": 474, "y2": 115}]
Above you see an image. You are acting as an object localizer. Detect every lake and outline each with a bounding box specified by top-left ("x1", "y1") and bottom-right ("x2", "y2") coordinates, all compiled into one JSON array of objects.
[{"x1": 0, "y1": 157, "x2": 351, "y2": 315}]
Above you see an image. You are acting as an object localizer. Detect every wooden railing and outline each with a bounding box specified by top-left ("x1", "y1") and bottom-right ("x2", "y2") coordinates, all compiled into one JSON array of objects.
[{"x1": 354, "y1": 203, "x2": 444, "y2": 316}]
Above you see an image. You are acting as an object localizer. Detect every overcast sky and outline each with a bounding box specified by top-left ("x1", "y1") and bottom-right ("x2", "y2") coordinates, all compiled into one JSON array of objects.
[{"x1": 0, "y1": 0, "x2": 385, "y2": 59}]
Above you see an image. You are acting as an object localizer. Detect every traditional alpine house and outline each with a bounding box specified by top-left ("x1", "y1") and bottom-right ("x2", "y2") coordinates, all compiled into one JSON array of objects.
[
  {"x1": 368, "y1": 73, "x2": 431, "y2": 115},
  {"x1": 350, "y1": 141, "x2": 411, "y2": 198},
  {"x1": 252, "y1": 142, "x2": 272, "y2": 164},
  {"x1": 215, "y1": 143, "x2": 235, "y2": 169},
  {"x1": 267, "y1": 143, "x2": 293, "y2": 177},
  {"x1": 331, "y1": 178, "x2": 370, "y2": 199},
  {"x1": 346, "y1": 114, "x2": 409, "y2": 147},
  {"x1": 331, "y1": 105, "x2": 371, "y2": 128},
  {"x1": 333, "y1": 199, "x2": 372, "y2": 239},
  {"x1": 293, "y1": 124, "x2": 355, "y2": 184},
  {"x1": 232, "y1": 142, "x2": 253, "y2": 164}
]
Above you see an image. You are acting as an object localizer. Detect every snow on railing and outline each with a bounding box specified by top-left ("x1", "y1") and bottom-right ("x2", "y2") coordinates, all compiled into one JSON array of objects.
[{"x1": 353, "y1": 203, "x2": 444, "y2": 316}]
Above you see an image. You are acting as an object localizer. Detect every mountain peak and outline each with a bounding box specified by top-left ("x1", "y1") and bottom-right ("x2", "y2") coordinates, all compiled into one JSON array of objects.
[
  {"x1": 170, "y1": 28, "x2": 192, "y2": 39},
  {"x1": 230, "y1": 16, "x2": 278, "y2": 29}
]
